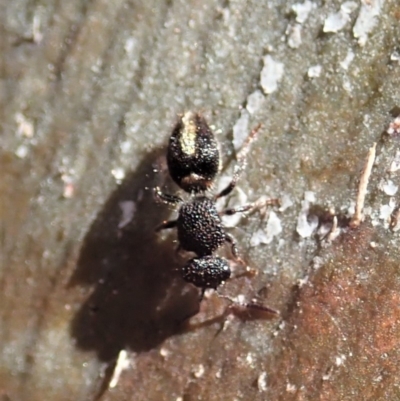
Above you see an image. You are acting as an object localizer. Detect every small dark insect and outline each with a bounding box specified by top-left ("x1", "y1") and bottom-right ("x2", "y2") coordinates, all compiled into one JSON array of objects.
[{"x1": 155, "y1": 111, "x2": 278, "y2": 316}]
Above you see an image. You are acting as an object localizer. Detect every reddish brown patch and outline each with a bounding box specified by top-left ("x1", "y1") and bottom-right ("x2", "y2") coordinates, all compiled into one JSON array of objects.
[{"x1": 266, "y1": 223, "x2": 400, "y2": 400}]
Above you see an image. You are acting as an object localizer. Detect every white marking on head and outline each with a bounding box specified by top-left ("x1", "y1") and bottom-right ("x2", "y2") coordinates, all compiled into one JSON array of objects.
[{"x1": 180, "y1": 112, "x2": 197, "y2": 155}]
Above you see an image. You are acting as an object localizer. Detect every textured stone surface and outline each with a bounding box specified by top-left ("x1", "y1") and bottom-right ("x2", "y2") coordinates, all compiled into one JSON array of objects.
[{"x1": 1, "y1": 0, "x2": 400, "y2": 400}]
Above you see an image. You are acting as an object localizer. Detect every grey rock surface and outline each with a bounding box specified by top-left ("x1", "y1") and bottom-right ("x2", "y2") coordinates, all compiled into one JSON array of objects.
[{"x1": 1, "y1": 0, "x2": 400, "y2": 400}]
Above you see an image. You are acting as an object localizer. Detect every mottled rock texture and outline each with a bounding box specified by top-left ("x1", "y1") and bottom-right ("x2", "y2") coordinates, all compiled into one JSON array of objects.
[{"x1": 1, "y1": 1, "x2": 400, "y2": 400}]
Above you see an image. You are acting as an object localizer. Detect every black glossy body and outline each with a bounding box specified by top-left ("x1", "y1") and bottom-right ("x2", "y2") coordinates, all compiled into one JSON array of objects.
[
  {"x1": 167, "y1": 113, "x2": 219, "y2": 193},
  {"x1": 156, "y1": 112, "x2": 256, "y2": 293},
  {"x1": 177, "y1": 196, "x2": 225, "y2": 256},
  {"x1": 182, "y1": 256, "x2": 231, "y2": 289}
]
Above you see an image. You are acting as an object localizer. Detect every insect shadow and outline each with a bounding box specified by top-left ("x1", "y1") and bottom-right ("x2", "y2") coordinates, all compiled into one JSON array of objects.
[{"x1": 69, "y1": 149, "x2": 199, "y2": 363}]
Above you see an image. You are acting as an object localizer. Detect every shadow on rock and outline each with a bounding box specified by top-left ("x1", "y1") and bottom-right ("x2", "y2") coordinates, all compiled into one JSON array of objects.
[{"x1": 69, "y1": 150, "x2": 199, "y2": 362}]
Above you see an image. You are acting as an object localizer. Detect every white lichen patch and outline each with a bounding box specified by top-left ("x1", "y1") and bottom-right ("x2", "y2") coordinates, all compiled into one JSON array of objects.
[
  {"x1": 389, "y1": 150, "x2": 400, "y2": 172},
  {"x1": 335, "y1": 354, "x2": 347, "y2": 366},
  {"x1": 304, "y1": 191, "x2": 316, "y2": 203},
  {"x1": 387, "y1": 116, "x2": 400, "y2": 136},
  {"x1": 232, "y1": 109, "x2": 250, "y2": 151},
  {"x1": 250, "y1": 211, "x2": 282, "y2": 246},
  {"x1": 292, "y1": 0, "x2": 317, "y2": 24},
  {"x1": 340, "y1": 50, "x2": 355, "y2": 70},
  {"x1": 287, "y1": 23, "x2": 302, "y2": 49},
  {"x1": 61, "y1": 174, "x2": 75, "y2": 198},
  {"x1": 217, "y1": 176, "x2": 248, "y2": 228},
  {"x1": 390, "y1": 51, "x2": 400, "y2": 63},
  {"x1": 246, "y1": 352, "x2": 254, "y2": 366},
  {"x1": 246, "y1": 90, "x2": 265, "y2": 115},
  {"x1": 124, "y1": 37, "x2": 137, "y2": 55},
  {"x1": 257, "y1": 371, "x2": 268, "y2": 392},
  {"x1": 296, "y1": 191, "x2": 318, "y2": 238},
  {"x1": 266, "y1": 211, "x2": 283, "y2": 240},
  {"x1": 250, "y1": 229, "x2": 269, "y2": 247},
  {"x1": 323, "y1": 11, "x2": 349, "y2": 33},
  {"x1": 15, "y1": 112, "x2": 34, "y2": 138},
  {"x1": 379, "y1": 198, "x2": 396, "y2": 228},
  {"x1": 260, "y1": 55, "x2": 284, "y2": 95},
  {"x1": 193, "y1": 364, "x2": 205, "y2": 378},
  {"x1": 120, "y1": 140, "x2": 132, "y2": 154},
  {"x1": 379, "y1": 179, "x2": 398, "y2": 196},
  {"x1": 353, "y1": 0, "x2": 385, "y2": 46},
  {"x1": 342, "y1": 77, "x2": 353, "y2": 96},
  {"x1": 308, "y1": 65, "x2": 322, "y2": 78},
  {"x1": 15, "y1": 144, "x2": 29, "y2": 158},
  {"x1": 323, "y1": 2, "x2": 358, "y2": 33},
  {"x1": 279, "y1": 194, "x2": 294, "y2": 212}
]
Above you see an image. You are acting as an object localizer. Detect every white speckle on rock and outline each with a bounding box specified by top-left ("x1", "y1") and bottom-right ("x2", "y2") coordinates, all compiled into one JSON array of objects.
[
  {"x1": 379, "y1": 202, "x2": 395, "y2": 224},
  {"x1": 287, "y1": 23, "x2": 302, "y2": 49},
  {"x1": 341, "y1": 1, "x2": 358, "y2": 14},
  {"x1": 250, "y1": 211, "x2": 282, "y2": 246},
  {"x1": 391, "y1": 51, "x2": 400, "y2": 62},
  {"x1": 323, "y1": 2, "x2": 357, "y2": 33},
  {"x1": 379, "y1": 198, "x2": 396, "y2": 228},
  {"x1": 292, "y1": 1, "x2": 316, "y2": 24},
  {"x1": 124, "y1": 37, "x2": 136, "y2": 55},
  {"x1": 312, "y1": 256, "x2": 325, "y2": 270},
  {"x1": 15, "y1": 144, "x2": 29, "y2": 158},
  {"x1": 389, "y1": 150, "x2": 400, "y2": 172},
  {"x1": 323, "y1": 11, "x2": 349, "y2": 33},
  {"x1": 335, "y1": 354, "x2": 347, "y2": 366},
  {"x1": 260, "y1": 55, "x2": 284, "y2": 95},
  {"x1": 297, "y1": 276, "x2": 309, "y2": 287},
  {"x1": 363, "y1": 113, "x2": 371, "y2": 128},
  {"x1": 342, "y1": 77, "x2": 353, "y2": 95},
  {"x1": 340, "y1": 50, "x2": 355, "y2": 70},
  {"x1": 15, "y1": 112, "x2": 34, "y2": 138},
  {"x1": 111, "y1": 168, "x2": 125, "y2": 183},
  {"x1": 346, "y1": 200, "x2": 356, "y2": 217},
  {"x1": 159, "y1": 347, "x2": 171, "y2": 358},
  {"x1": 279, "y1": 194, "x2": 294, "y2": 212},
  {"x1": 250, "y1": 229, "x2": 268, "y2": 247},
  {"x1": 308, "y1": 65, "x2": 322, "y2": 78},
  {"x1": 297, "y1": 191, "x2": 318, "y2": 238},
  {"x1": 61, "y1": 174, "x2": 75, "y2": 198},
  {"x1": 266, "y1": 211, "x2": 283, "y2": 240},
  {"x1": 246, "y1": 90, "x2": 265, "y2": 115},
  {"x1": 63, "y1": 183, "x2": 75, "y2": 199},
  {"x1": 232, "y1": 109, "x2": 250, "y2": 151},
  {"x1": 387, "y1": 116, "x2": 400, "y2": 136},
  {"x1": 304, "y1": 190, "x2": 316, "y2": 202},
  {"x1": 380, "y1": 180, "x2": 398, "y2": 196},
  {"x1": 120, "y1": 140, "x2": 132, "y2": 154},
  {"x1": 286, "y1": 383, "x2": 297, "y2": 393},
  {"x1": 217, "y1": 176, "x2": 248, "y2": 228},
  {"x1": 193, "y1": 364, "x2": 205, "y2": 378},
  {"x1": 32, "y1": 14, "x2": 43, "y2": 44},
  {"x1": 118, "y1": 201, "x2": 136, "y2": 228},
  {"x1": 246, "y1": 353, "x2": 254, "y2": 365},
  {"x1": 257, "y1": 371, "x2": 268, "y2": 392},
  {"x1": 353, "y1": 0, "x2": 384, "y2": 46}
]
